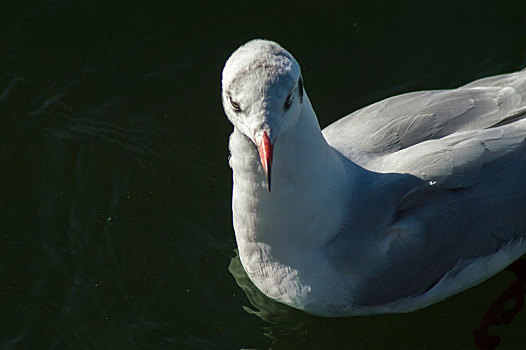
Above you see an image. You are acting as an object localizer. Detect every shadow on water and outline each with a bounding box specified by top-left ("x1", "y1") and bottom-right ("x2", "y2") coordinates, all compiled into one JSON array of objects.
[{"x1": 230, "y1": 252, "x2": 526, "y2": 349}]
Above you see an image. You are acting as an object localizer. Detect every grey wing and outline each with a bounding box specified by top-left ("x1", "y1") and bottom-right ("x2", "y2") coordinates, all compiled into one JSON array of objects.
[
  {"x1": 380, "y1": 120, "x2": 526, "y2": 190},
  {"x1": 321, "y1": 70, "x2": 526, "y2": 306},
  {"x1": 322, "y1": 70, "x2": 526, "y2": 166},
  {"x1": 351, "y1": 117, "x2": 526, "y2": 306}
]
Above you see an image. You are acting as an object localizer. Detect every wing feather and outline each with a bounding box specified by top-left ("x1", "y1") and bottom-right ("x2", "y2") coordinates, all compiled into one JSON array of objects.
[
  {"x1": 379, "y1": 124, "x2": 526, "y2": 190},
  {"x1": 323, "y1": 70, "x2": 526, "y2": 166}
]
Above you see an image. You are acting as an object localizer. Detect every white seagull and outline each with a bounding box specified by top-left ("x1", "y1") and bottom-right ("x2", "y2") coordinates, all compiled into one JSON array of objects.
[{"x1": 222, "y1": 39, "x2": 526, "y2": 317}]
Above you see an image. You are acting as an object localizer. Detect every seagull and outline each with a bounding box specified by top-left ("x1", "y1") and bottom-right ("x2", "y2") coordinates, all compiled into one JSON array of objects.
[{"x1": 222, "y1": 39, "x2": 526, "y2": 317}]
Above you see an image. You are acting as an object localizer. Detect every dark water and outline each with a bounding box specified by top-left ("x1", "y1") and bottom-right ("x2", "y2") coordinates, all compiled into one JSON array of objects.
[{"x1": 1, "y1": 0, "x2": 526, "y2": 349}]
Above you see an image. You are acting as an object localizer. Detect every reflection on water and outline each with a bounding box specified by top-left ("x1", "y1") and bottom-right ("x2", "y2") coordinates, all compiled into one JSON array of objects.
[{"x1": 230, "y1": 252, "x2": 526, "y2": 349}]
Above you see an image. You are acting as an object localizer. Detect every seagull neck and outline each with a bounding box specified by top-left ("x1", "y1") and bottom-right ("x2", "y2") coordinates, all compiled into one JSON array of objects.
[
  {"x1": 230, "y1": 95, "x2": 351, "y2": 251},
  {"x1": 275, "y1": 95, "x2": 343, "y2": 188}
]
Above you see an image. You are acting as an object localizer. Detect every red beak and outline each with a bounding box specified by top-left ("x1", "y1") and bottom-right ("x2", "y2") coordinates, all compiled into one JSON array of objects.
[{"x1": 257, "y1": 131, "x2": 273, "y2": 192}]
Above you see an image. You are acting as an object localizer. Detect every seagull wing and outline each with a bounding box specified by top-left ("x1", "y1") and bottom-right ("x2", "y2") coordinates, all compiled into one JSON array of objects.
[{"x1": 322, "y1": 71, "x2": 526, "y2": 166}]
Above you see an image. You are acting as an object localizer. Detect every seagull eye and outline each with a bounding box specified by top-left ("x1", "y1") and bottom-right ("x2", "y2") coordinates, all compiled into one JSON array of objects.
[
  {"x1": 229, "y1": 95, "x2": 242, "y2": 113},
  {"x1": 284, "y1": 93, "x2": 293, "y2": 111}
]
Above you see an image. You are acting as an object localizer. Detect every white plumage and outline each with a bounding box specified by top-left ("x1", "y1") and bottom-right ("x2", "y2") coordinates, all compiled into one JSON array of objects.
[{"x1": 222, "y1": 39, "x2": 526, "y2": 317}]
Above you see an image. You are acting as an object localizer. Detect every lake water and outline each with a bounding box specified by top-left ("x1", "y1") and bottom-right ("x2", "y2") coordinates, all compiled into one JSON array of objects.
[{"x1": 1, "y1": 0, "x2": 526, "y2": 349}]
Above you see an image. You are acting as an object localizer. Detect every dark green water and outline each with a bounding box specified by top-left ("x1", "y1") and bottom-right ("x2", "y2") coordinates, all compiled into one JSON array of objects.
[{"x1": 1, "y1": 0, "x2": 526, "y2": 349}]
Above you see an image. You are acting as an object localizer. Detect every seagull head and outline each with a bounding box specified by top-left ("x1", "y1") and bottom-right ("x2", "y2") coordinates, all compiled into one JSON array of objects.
[{"x1": 221, "y1": 39, "x2": 304, "y2": 192}]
